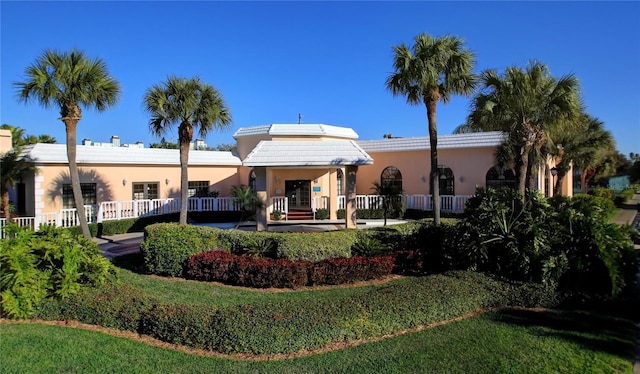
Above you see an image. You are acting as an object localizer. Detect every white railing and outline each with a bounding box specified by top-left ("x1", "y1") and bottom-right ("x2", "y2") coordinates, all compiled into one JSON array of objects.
[
  {"x1": 1, "y1": 194, "x2": 474, "y2": 238},
  {"x1": 0, "y1": 217, "x2": 36, "y2": 239},
  {"x1": 269, "y1": 197, "x2": 288, "y2": 221}
]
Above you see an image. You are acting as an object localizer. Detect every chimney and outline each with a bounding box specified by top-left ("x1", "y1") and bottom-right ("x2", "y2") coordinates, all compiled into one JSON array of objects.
[
  {"x1": 82, "y1": 138, "x2": 92, "y2": 146},
  {"x1": 111, "y1": 135, "x2": 121, "y2": 147}
]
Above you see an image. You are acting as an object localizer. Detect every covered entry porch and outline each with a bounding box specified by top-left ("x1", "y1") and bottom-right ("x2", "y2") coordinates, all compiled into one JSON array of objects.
[{"x1": 242, "y1": 140, "x2": 373, "y2": 230}]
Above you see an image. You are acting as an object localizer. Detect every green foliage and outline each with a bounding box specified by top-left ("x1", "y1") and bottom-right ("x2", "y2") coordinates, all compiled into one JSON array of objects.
[
  {"x1": 139, "y1": 223, "x2": 218, "y2": 277},
  {"x1": 1, "y1": 225, "x2": 114, "y2": 318},
  {"x1": 35, "y1": 271, "x2": 556, "y2": 355},
  {"x1": 350, "y1": 231, "x2": 391, "y2": 257},
  {"x1": 314, "y1": 209, "x2": 329, "y2": 220},
  {"x1": 588, "y1": 186, "x2": 616, "y2": 201},
  {"x1": 271, "y1": 210, "x2": 282, "y2": 221}
]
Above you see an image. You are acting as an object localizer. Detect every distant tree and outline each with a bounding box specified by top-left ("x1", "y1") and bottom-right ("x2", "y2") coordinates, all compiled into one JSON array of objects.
[
  {"x1": 212, "y1": 143, "x2": 237, "y2": 152},
  {"x1": 149, "y1": 137, "x2": 179, "y2": 149},
  {"x1": 463, "y1": 62, "x2": 581, "y2": 203},
  {"x1": 386, "y1": 33, "x2": 476, "y2": 225},
  {"x1": 15, "y1": 49, "x2": 120, "y2": 238},
  {"x1": 1, "y1": 150, "x2": 37, "y2": 219},
  {"x1": 144, "y1": 76, "x2": 232, "y2": 225}
]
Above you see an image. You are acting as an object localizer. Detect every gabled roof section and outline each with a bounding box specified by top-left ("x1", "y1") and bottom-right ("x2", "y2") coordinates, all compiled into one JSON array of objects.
[
  {"x1": 242, "y1": 140, "x2": 373, "y2": 167},
  {"x1": 233, "y1": 124, "x2": 359, "y2": 140},
  {"x1": 19, "y1": 144, "x2": 242, "y2": 166},
  {"x1": 357, "y1": 131, "x2": 506, "y2": 153}
]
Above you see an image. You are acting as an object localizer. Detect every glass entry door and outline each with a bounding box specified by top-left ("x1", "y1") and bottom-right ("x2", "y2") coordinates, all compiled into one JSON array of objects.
[{"x1": 285, "y1": 180, "x2": 311, "y2": 209}]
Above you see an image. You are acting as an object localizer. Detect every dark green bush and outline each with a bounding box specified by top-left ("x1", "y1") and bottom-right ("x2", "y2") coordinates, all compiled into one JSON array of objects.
[
  {"x1": 33, "y1": 270, "x2": 561, "y2": 355},
  {"x1": 1, "y1": 225, "x2": 114, "y2": 318},
  {"x1": 139, "y1": 223, "x2": 219, "y2": 277},
  {"x1": 588, "y1": 186, "x2": 616, "y2": 201},
  {"x1": 314, "y1": 209, "x2": 329, "y2": 220}
]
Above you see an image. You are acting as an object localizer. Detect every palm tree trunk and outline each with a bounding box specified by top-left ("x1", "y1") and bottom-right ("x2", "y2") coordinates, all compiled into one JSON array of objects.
[
  {"x1": 555, "y1": 174, "x2": 565, "y2": 196},
  {"x1": 517, "y1": 145, "x2": 531, "y2": 204},
  {"x1": 64, "y1": 119, "x2": 91, "y2": 239},
  {"x1": 2, "y1": 190, "x2": 10, "y2": 220},
  {"x1": 425, "y1": 90, "x2": 440, "y2": 225},
  {"x1": 178, "y1": 123, "x2": 193, "y2": 225},
  {"x1": 179, "y1": 141, "x2": 190, "y2": 225}
]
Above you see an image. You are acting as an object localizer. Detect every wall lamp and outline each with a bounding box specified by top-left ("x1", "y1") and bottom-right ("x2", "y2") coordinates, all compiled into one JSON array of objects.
[
  {"x1": 165, "y1": 178, "x2": 170, "y2": 185},
  {"x1": 122, "y1": 179, "x2": 127, "y2": 186}
]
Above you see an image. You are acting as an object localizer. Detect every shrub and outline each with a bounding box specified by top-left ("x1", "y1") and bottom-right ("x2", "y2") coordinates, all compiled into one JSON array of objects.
[
  {"x1": 350, "y1": 231, "x2": 391, "y2": 257},
  {"x1": 1, "y1": 225, "x2": 114, "y2": 318},
  {"x1": 588, "y1": 186, "x2": 616, "y2": 201},
  {"x1": 186, "y1": 251, "x2": 236, "y2": 282},
  {"x1": 314, "y1": 209, "x2": 329, "y2": 220},
  {"x1": 310, "y1": 256, "x2": 394, "y2": 285},
  {"x1": 36, "y1": 282, "x2": 154, "y2": 331},
  {"x1": 271, "y1": 210, "x2": 283, "y2": 221},
  {"x1": 139, "y1": 223, "x2": 218, "y2": 277}
]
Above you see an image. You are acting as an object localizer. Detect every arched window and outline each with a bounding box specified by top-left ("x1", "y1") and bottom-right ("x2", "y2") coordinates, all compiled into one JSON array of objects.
[
  {"x1": 485, "y1": 166, "x2": 516, "y2": 190},
  {"x1": 438, "y1": 165, "x2": 455, "y2": 195},
  {"x1": 248, "y1": 169, "x2": 256, "y2": 191},
  {"x1": 381, "y1": 166, "x2": 402, "y2": 191},
  {"x1": 336, "y1": 169, "x2": 344, "y2": 196}
]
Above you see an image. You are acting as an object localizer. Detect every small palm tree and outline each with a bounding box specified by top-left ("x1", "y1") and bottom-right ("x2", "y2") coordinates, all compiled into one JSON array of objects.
[
  {"x1": 386, "y1": 33, "x2": 476, "y2": 225},
  {"x1": 144, "y1": 76, "x2": 232, "y2": 225},
  {"x1": 371, "y1": 181, "x2": 403, "y2": 226},
  {"x1": 464, "y1": 61, "x2": 581, "y2": 202},
  {"x1": 231, "y1": 185, "x2": 264, "y2": 229},
  {"x1": 15, "y1": 50, "x2": 120, "y2": 238},
  {"x1": 1, "y1": 149, "x2": 37, "y2": 219}
]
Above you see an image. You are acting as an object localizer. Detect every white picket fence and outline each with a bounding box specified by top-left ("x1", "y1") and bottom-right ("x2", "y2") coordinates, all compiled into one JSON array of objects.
[{"x1": 1, "y1": 194, "x2": 472, "y2": 238}]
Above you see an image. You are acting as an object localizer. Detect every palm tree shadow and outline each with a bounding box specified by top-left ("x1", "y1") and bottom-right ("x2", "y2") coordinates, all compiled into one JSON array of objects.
[
  {"x1": 46, "y1": 168, "x2": 114, "y2": 206},
  {"x1": 487, "y1": 308, "x2": 636, "y2": 360}
]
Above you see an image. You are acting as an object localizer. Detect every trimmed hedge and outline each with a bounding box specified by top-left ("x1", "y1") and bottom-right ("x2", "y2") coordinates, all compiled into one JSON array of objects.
[
  {"x1": 35, "y1": 271, "x2": 559, "y2": 355},
  {"x1": 140, "y1": 224, "x2": 219, "y2": 277},
  {"x1": 186, "y1": 251, "x2": 394, "y2": 288}
]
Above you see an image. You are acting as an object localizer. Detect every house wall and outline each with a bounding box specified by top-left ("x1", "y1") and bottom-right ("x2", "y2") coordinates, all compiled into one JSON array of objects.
[
  {"x1": 31, "y1": 163, "x2": 240, "y2": 214},
  {"x1": 357, "y1": 147, "x2": 496, "y2": 195},
  {"x1": 0, "y1": 129, "x2": 12, "y2": 154}
]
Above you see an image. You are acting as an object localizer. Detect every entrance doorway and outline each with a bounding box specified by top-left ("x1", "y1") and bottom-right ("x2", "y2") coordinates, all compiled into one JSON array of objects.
[{"x1": 285, "y1": 180, "x2": 311, "y2": 209}]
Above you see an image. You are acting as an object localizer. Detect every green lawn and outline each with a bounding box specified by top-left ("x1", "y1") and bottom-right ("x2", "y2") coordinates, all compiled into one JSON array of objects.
[{"x1": 1, "y1": 309, "x2": 635, "y2": 373}]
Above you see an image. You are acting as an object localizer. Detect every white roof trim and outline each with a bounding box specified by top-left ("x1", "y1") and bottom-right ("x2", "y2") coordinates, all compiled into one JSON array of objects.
[
  {"x1": 357, "y1": 131, "x2": 506, "y2": 153},
  {"x1": 242, "y1": 140, "x2": 373, "y2": 167},
  {"x1": 233, "y1": 124, "x2": 359, "y2": 139},
  {"x1": 20, "y1": 144, "x2": 242, "y2": 166}
]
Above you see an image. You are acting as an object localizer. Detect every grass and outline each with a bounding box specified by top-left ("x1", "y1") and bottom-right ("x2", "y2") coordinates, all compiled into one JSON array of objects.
[{"x1": 1, "y1": 309, "x2": 635, "y2": 373}]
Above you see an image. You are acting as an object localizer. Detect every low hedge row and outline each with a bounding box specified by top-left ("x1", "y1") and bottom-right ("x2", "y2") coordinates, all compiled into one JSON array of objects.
[
  {"x1": 35, "y1": 271, "x2": 559, "y2": 355},
  {"x1": 66, "y1": 211, "x2": 243, "y2": 238},
  {"x1": 140, "y1": 223, "x2": 358, "y2": 276},
  {"x1": 186, "y1": 251, "x2": 395, "y2": 288}
]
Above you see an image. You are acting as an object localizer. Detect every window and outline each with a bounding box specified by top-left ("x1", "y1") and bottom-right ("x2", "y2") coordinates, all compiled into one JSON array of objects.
[
  {"x1": 486, "y1": 166, "x2": 516, "y2": 190},
  {"x1": 132, "y1": 182, "x2": 159, "y2": 200},
  {"x1": 381, "y1": 166, "x2": 402, "y2": 191},
  {"x1": 336, "y1": 169, "x2": 344, "y2": 196},
  {"x1": 188, "y1": 181, "x2": 210, "y2": 197},
  {"x1": 62, "y1": 183, "x2": 97, "y2": 209},
  {"x1": 248, "y1": 169, "x2": 256, "y2": 191},
  {"x1": 437, "y1": 166, "x2": 455, "y2": 195}
]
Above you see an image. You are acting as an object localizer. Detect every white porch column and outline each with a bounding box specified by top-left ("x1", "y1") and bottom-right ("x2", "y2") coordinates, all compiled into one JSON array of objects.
[
  {"x1": 254, "y1": 167, "x2": 268, "y2": 231},
  {"x1": 345, "y1": 165, "x2": 357, "y2": 229},
  {"x1": 329, "y1": 168, "x2": 338, "y2": 221}
]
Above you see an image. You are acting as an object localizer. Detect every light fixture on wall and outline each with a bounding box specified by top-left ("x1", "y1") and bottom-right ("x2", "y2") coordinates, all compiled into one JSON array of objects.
[
  {"x1": 459, "y1": 176, "x2": 464, "y2": 183},
  {"x1": 420, "y1": 176, "x2": 426, "y2": 183},
  {"x1": 275, "y1": 176, "x2": 280, "y2": 184},
  {"x1": 165, "y1": 178, "x2": 170, "y2": 185},
  {"x1": 122, "y1": 179, "x2": 127, "y2": 186}
]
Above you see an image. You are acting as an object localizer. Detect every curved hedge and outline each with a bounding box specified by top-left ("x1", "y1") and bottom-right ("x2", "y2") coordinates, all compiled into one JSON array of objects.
[{"x1": 35, "y1": 271, "x2": 557, "y2": 355}]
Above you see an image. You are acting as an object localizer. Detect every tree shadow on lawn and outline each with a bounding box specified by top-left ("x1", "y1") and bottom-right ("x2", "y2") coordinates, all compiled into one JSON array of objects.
[
  {"x1": 111, "y1": 253, "x2": 147, "y2": 274},
  {"x1": 487, "y1": 308, "x2": 637, "y2": 360}
]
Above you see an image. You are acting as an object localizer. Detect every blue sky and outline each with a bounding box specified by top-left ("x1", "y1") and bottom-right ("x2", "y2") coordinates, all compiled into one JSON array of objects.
[{"x1": 2, "y1": 1, "x2": 639, "y2": 157}]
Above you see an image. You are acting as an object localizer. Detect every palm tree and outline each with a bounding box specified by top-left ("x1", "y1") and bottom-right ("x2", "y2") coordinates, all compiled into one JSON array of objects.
[
  {"x1": 231, "y1": 185, "x2": 264, "y2": 229},
  {"x1": 463, "y1": 62, "x2": 581, "y2": 202},
  {"x1": 550, "y1": 114, "x2": 613, "y2": 194},
  {"x1": 386, "y1": 33, "x2": 476, "y2": 225},
  {"x1": 371, "y1": 181, "x2": 403, "y2": 226},
  {"x1": 14, "y1": 50, "x2": 120, "y2": 238},
  {"x1": 1, "y1": 149, "x2": 37, "y2": 219},
  {"x1": 144, "y1": 76, "x2": 232, "y2": 225}
]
